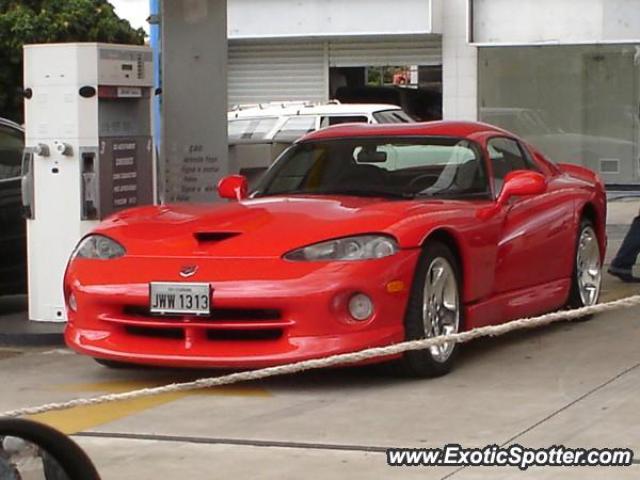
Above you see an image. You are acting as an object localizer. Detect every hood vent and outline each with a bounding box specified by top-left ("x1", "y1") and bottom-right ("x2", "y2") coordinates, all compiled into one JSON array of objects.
[{"x1": 194, "y1": 232, "x2": 241, "y2": 244}]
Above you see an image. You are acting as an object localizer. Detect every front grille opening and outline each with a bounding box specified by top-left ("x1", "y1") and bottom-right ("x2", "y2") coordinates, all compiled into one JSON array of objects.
[
  {"x1": 211, "y1": 309, "x2": 281, "y2": 321},
  {"x1": 206, "y1": 329, "x2": 282, "y2": 341},
  {"x1": 123, "y1": 305, "x2": 281, "y2": 322},
  {"x1": 125, "y1": 325, "x2": 184, "y2": 340},
  {"x1": 123, "y1": 306, "x2": 183, "y2": 320}
]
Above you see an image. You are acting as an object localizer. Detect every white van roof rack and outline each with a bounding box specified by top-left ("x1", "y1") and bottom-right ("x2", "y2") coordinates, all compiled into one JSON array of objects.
[{"x1": 229, "y1": 100, "x2": 341, "y2": 112}]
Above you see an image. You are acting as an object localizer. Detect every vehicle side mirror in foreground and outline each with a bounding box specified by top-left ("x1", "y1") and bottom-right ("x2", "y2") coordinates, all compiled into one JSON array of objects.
[
  {"x1": 497, "y1": 170, "x2": 547, "y2": 206},
  {"x1": 217, "y1": 174, "x2": 248, "y2": 200},
  {"x1": 0, "y1": 418, "x2": 101, "y2": 480}
]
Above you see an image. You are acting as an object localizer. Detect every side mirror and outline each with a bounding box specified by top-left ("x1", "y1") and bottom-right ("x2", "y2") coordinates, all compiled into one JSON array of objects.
[
  {"x1": 497, "y1": 170, "x2": 546, "y2": 206},
  {"x1": 0, "y1": 418, "x2": 101, "y2": 479},
  {"x1": 217, "y1": 174, "x2": 248, "y2": 201}
]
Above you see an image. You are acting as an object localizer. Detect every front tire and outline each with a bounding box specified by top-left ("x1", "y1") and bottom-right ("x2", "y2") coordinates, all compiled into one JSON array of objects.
[
  {"x1": 568, "y1": 219, "x2": 602, "y2": 314},
  {"x1": 400, "y1": 241, "x2": 462, "y2": 377}
]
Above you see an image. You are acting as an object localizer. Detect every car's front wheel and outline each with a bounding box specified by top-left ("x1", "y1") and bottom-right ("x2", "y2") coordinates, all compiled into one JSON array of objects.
[{"x1": 400, "y1": 241, "x2": 462, "y2": 377}]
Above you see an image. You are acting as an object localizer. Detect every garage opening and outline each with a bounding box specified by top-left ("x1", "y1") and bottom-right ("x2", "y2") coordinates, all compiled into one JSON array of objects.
[
  {"x1": 327, "y1": 36, "x2": 443, "y2": 122},
  {"x1": 330, "y1": 65, "x2": 442, "y2": 121}
]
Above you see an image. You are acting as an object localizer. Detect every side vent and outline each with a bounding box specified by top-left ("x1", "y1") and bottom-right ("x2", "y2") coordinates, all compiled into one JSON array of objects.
[
  {"x1": 599, "y1": 159, "x2": 620, "y2": 174},
  {"x1": 137, "y1": 54, "x2": 144, "y2": 80},
  {"x1": 194, "y1": 232, "x2": 241, "y2": 244}
]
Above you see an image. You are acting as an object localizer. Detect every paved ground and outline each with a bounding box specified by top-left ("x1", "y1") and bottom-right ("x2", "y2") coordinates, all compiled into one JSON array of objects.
[
  {"x1": 0, "y1": 303, "x2": 638, "y2": 479},
  {"x1": 1, "y1": 198, "x2": 639, "y2": 479}
]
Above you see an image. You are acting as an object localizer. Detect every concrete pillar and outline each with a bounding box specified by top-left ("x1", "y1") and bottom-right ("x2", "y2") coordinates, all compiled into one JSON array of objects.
[
  {"x1": 442, "y1": 0, "x2": 478, "y2": 121},
  {"x1": 160, "y1": 0, "x2": 228, "y2": 203}
]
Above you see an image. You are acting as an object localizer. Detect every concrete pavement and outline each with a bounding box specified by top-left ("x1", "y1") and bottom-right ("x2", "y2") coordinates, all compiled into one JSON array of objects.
[
  {"x1": 0, "y1": 294, "x2": 64, "y2": 346},
  {"x1": 0, "y1": 301, "x2": 638, "y2": 479}
]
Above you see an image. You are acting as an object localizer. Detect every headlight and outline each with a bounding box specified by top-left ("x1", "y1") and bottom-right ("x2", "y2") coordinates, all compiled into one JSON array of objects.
[
  {"x1": 284, "y1": 235, "x2": 398, "y2": 261},
  {"x1": 71, "y1": 234, "x2": 126, "y2": 260}
]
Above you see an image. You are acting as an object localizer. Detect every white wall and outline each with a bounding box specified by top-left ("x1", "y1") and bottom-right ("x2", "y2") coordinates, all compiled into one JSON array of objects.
[
  {"x1": 228, "y1": 0, "x2": 440, "y2": 38},
  {"x1": 472, "y1": 0, "x2": 640, "y2": 44},
  {"x1": 442, "y1": 0, "x2": 477, "y2": 120}
]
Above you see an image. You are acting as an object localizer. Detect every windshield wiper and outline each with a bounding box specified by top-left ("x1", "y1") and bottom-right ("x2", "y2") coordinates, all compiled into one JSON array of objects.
[
  {"x1": 260, "y1": 188, "x2": 413, "y2": 199},
  {"x1": 413, "y1": 191, "x2": 489, "y2": 199},
  {"x1": 308, "y1": 188, "x2": 414, "y2": 199}
]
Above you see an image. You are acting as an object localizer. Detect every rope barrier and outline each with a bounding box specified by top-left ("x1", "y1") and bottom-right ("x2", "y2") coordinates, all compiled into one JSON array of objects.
[{"x1": 3, "y1": 294, "x2": 640, "y2": 419}]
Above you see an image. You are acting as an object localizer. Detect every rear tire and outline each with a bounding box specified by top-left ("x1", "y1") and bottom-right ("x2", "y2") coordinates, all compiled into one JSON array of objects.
[
  {"x1": 567, "y1": 218, "x2": 602, "y2": 319},
  {"x1": 399, "y1": 241, "x2": 462, "y2": 377}
]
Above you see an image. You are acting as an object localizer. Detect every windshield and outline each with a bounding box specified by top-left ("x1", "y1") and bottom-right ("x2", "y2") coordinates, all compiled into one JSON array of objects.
[{"x1": 254, "y1": 137, "x2": 488, "y2": 199}]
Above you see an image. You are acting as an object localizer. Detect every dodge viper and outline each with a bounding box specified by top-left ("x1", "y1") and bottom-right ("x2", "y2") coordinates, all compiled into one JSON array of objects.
[{"x1": 64, "y1": 121, "x2": 606, "y2": 377}]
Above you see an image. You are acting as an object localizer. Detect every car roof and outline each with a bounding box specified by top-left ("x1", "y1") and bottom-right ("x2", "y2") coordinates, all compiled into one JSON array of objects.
[
  {"x1": 0, "y1": 117, "x2": 23, "y2": 132},
  {"x1": 228, "y1": 102, "x2": 402, "y2": 120},
  {"x1": 299, "y1": 120, "x2": 510, "y2": 142}
]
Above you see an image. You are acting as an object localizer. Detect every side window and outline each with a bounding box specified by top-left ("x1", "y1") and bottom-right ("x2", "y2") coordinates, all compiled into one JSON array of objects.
[
  {"x1": 319, "y1": 116, "x2": 368, "y2": 128},
  {"x1": 372, "y1": 110, "x2": 413, "y2": 124},
  {"x1": 520, "y1": 143, "x2": 541, "y2": 171},
  {"x1": 273, "y1": 116, "x2": 317, "y2": 143},
  {"x1": 228, "y1": 117, "x2": 278, "y2": 143},
  {"x1": 487, "y1": 136, "x2": 535, "y2": 195},
  {"x1": 0, "y1": 125, "x2": 24, "y2": 180}
]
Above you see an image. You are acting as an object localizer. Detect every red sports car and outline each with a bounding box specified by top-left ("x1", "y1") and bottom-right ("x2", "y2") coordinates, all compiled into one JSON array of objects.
[{"x1": 64, "y1": 121, "x2": 606, "y2": 377}]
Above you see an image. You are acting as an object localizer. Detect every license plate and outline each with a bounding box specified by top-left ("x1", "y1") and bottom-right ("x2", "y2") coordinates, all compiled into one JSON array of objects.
[{"x1": 149, "y1": 282, "x2": 211, "y2": 316}]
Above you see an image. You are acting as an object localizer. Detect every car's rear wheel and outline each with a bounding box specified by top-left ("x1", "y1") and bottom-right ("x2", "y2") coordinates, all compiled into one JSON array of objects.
[
  {"x1": 568, "y1": 219, "x2": 602, "y2": 315},
  {"x1": 400, "y1": 241, "x2": 462, "y2": 377}
]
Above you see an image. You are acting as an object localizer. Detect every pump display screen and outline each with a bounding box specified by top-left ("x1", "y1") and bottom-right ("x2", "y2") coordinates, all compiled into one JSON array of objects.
[{"x1": 121, "y1": 64, "x2": 133, "y2": 71}]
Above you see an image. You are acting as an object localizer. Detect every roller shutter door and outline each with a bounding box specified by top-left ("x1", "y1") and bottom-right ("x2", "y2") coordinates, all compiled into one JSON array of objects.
[
  {"x1": 328, "y1": 36, "x2": 442, "y2": 67},
  {"x1": 228, "y1": 41, "x2": 327, "y2": 107}
]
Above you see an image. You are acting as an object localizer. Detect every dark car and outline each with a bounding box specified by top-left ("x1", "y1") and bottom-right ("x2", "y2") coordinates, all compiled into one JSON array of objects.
[{"x1": 0, "y1": 117, "x2": 26, "y2": 296}]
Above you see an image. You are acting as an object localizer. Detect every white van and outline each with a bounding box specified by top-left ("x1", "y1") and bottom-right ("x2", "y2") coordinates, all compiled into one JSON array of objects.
[{"x1": 228, "y1": 101, "x2": 414, "y2": 182}]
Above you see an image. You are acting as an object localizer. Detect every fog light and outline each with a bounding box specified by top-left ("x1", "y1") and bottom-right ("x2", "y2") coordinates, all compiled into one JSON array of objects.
[
  {"x1": 348, "y1": 293, "x2": 373, "y2": 321},
  {"x1": 68, "y1": 293, "x2": 77, "y2": 312}
]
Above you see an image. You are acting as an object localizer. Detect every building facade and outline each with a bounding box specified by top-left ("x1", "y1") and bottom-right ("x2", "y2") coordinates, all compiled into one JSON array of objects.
[{"x1": 153, "y1": 0, "x2": 640, "y2": 186}]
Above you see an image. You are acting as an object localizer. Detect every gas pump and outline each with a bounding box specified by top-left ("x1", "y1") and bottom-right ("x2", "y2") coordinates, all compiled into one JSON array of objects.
[{"x1": 22, "y1": 43, "x2": 154, "y2": 322}]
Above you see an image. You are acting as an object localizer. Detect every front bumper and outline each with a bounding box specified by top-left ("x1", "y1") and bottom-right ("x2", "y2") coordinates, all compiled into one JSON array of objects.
[{"x1": 64, "y1": 251, "x2": 420, "y2": 368}]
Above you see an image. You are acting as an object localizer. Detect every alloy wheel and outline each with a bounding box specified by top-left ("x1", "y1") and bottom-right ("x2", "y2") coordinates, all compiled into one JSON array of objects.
[
  {"x1": 576, "y1": 225, "x2": 601, "y2": 306},
  {"x1": 422, "y1": 257, "x2": 460, "y2": 363}
]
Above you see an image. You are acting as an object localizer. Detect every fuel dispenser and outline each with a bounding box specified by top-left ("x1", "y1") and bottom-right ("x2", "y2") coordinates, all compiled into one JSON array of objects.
[{"x1": 23, "y1": 43, "x2": 154, "y2": 322}]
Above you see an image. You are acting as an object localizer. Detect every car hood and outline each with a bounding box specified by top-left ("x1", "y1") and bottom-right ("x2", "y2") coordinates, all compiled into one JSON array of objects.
[{"x1": 94, "y1": 195, "x2": 469, "y2": 257}]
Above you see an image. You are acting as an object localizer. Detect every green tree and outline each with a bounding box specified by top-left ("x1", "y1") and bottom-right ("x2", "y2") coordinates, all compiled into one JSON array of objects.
[{"x1": 0, "y1": 0, "x2": 145, "y2": 122}]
